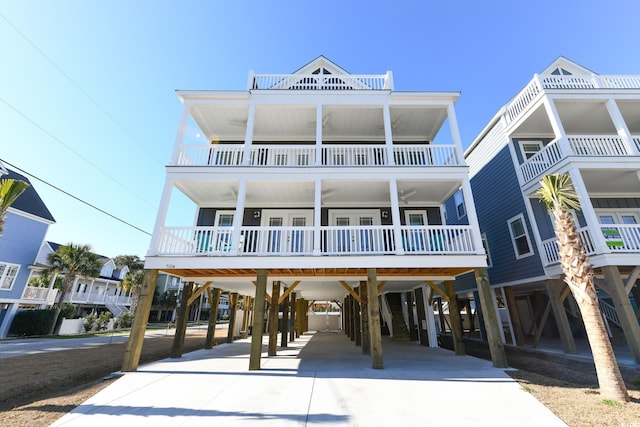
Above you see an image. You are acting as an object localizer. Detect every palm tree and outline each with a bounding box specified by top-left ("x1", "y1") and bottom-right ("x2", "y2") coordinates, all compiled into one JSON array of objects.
[
  {"x1": 46, "y1": 243, "x2": 101, "y2": 335},
  {"x1": 537, "y1": 173, "x2": 629, "y2": 402},
  {"x1": 121, "y1": 269, "x2": 144, "y2": 313},
  {"x1": 0, "y1": 178, "x2": 30, "y2": 240}
]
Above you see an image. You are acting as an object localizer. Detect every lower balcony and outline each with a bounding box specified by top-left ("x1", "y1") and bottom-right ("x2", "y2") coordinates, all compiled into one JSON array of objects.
[
  {"x1": 154, "y1": 225, "x2": 478, "y2": 257},
  {"x1": 22, "y1": 286, "x2": 58, "y2": 305}
]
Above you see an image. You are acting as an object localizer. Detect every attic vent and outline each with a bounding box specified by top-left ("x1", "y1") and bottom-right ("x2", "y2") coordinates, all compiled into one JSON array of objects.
[{"x1": 550, "y1": 68, "x2": 572, "y2": 76}]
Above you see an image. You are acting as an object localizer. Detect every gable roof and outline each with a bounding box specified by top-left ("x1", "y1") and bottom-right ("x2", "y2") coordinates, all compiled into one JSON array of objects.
[
  {"x1": 291, "y1": 55, "x2": 351, "y2": 75},
  {"x1": 4, "y1": 168, "x2": 55, "y2": 223},
  {"x1": 539, "y1": 56, "x2": 596, "y2": 76}
]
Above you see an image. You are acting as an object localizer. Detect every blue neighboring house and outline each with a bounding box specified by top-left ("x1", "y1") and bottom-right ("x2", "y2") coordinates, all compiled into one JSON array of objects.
[
  {"x1": 451, "y1": 57, "x2": 640, "y2": 364},
  {"x1": 0, "y1": 162, "x2": 56, "y2": 337}
]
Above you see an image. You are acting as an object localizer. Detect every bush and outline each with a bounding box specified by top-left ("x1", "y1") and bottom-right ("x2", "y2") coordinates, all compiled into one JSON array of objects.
[
  {"x1": 84, "y1": 313, "x2": 97, "y2": 332},
  {"x1": 114, "y1": 312, "x2": 134, "y2": 329},
  {"x1": 96, "y1": 311, "x2": 112, "y2": 331},
  {"x1": 8, "y1": 309, "x2": 56, "y2": 336},
  {"x1": 60, "y1": 302, "x2": 76, "y2": 319}
]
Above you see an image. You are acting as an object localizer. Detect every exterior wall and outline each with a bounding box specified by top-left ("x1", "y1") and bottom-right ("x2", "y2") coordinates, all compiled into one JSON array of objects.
[
  {"x1": 466, "y1": 120, "x2": 508, "y2": 178},
  {"x1": 592, "y1": 198, "x2": 640, "y2": 209}
]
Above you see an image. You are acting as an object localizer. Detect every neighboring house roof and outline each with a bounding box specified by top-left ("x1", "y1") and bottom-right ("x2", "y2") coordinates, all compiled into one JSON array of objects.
[{"x1": 3, "y1": 168, "x2": 55, "y2": 223}]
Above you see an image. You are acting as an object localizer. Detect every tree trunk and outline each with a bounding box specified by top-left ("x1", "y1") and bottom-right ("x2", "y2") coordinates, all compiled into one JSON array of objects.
[{"x1": 48, "y1": 278, "x2": 74, "y2": 335}]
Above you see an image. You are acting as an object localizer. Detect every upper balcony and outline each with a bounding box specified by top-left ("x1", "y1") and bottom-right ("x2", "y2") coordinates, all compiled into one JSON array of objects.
[{"x1": 249, "y1": 72, "x2": 393, "y2": 91}]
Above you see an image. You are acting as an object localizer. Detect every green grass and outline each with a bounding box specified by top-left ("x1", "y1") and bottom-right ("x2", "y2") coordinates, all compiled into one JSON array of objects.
[
  {"x1": 601, "y1": 399, "x2": 622, "y2": 407},
  {"x1": 521, "y1": 385, "x2": 534, "y2": 393}
]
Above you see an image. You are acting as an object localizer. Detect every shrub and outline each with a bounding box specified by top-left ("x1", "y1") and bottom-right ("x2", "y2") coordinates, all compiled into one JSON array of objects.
[
  {"x1": 96, "y1": 311, "x2": 112, "y2": 331},
  {"x1": 60, "y1": 302, "x2": 76, "y2": 319},
  {"x1": 115, "y1": 312, "x2": 134, "y2": 329},
  {"x1": 84, "y1": 313, "x2": 97, "y2": 332},
  {"x1": 8, "y1": 309, "x2": 56, "y2": 336}
]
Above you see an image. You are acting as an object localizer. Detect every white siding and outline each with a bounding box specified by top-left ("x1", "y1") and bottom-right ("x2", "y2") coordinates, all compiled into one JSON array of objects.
[{"x1": 466, "y1": 120, "x2": 509, "y2": 179}]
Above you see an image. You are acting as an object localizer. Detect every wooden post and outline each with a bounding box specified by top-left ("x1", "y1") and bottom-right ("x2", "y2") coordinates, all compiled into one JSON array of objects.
[
  {"x1": 367, "y1": 268, "x2": 383, "y2": 369},
  {"x1": 241, "y1": 296, "x2": 251, "y2": 339},
  {"x1": 249, "y1": 269, "x2": 267, "y2": 370},
  {"x1": 289, "y1": 292, "x2": 296, "y2": 342},
  {"x1": 227, "y1": 292, "x2": 239, "y2": 343},
  {"x1": 602, "y1": 266, "x2": 640, "y2": 364},
  {"x1": 406, "y1": 291, "x2": 417, "y2": 341},
  {"x1": 443, "y1": 281, "x2": 465, "y2": 355},
  {"x1": 360, "y1": 280, "x2": 370, "y2": 354},
  {"x1": 474, "y1": 268, "x2": 508, "y2": 368},
  {"x1": 205, "y1": 287, "x2": 221, "y2": 349},
  {"x1": 281, "y1": 288, "x2": 289, "y2": 347},
  {"x1": 503, "y1": 286, "x2": 525, "y2": 346},
  {"x1": 545, "y1": 280, "x2": 576, "y2": 354},
  {"x1": 171, "y1": 281, "x2": 194, "y2": 358},
  {"x1": 268, "y1": 281, "x2": 281, "y2": 356},
  {"x1": 437, "y1": 297, "x2": 446, "y2": 333},
  {"x1": 122, "y1": 269, "x2": 157, "y2": 372},
  {"x1": 354, "y1": 290, "x2": 362, "y2": 346},
  {"x1": 345, "y1": 295, "x2": 352, "y2": 338}
]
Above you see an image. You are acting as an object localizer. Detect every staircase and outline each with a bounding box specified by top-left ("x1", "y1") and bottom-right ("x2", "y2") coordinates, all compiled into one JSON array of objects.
[
  {"x1": 385, "y1": 293, "x2": 411, "y2": 341},
  {"x1": 105, "y1": 296, "x2": 129, "y2": 317}
]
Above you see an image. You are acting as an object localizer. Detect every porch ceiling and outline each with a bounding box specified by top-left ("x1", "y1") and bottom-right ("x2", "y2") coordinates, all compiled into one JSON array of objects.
[{"x1": 581, "y1": 169, "x2": 640, "y2": 195}]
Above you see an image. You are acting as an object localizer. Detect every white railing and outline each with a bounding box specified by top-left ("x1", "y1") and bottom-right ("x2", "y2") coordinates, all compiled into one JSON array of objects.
[
  {"x1": 540, "y1": 227, "x2": 596, "y2": 266},
  {"x1": 156, "y1": 225, "x2": 479, "y2": 256},
  {"x1": 505, "y1": 74, "x2": 640, "y2": 124},
  {"x1": 567, "y1": 135, "x2": 628, "y2": 156},
  {"x1": 400, "y1": 225, "x2": 475, "y2": 254},
  {"x1": 381, "y1": 295, "x2": 394, "y2": 337},
  {"x1": 251, "y1": 73, "x2": 392, "y2": 91},
  {"x1": 393, "y1": 144, "x2": 459, "y2": 166},
  {"x1": 323, "y1": 145, "x2": 387, "y2": 166},
  {"x1": 599, "y1": 299, "x2": 621, "y2": 328},
  {"x1": 600, "y1": 224, "x2": 640, "y2": 252},
  {"x1": 22, "y1": 286, "x2": 51, "y2": 301},
  {"x1": 250, "y1": 145, "x2": 316, "y2": 166},
  {"x1": 633, "y1": 136, "x2": 640, "y2": 152},
  {"x1": 519, "y1": 140, "x2": 565, "y2": 184}
]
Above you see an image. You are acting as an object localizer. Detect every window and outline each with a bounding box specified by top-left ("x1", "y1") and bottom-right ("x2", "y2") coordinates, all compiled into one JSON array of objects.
[
  {"x1": 481, "y1": 233, "x2": 492, "y2": 267},
  {"x1": 0, "y1": 262, "x2": 20, "y2": 290},
  {"x1": 508, "y1": 214, "x2": 534, "y2": 259},
  {"x1": 454, "y1": 189, "x2": 466, "y2": 219},
  {"x1": 519, "y1": 141, "x2": 543, "y2": 160}
]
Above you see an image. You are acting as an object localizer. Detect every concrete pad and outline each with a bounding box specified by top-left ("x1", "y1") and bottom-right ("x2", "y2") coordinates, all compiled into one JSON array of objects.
[{"x1": 52, "y1": 332, "x2": 566, "y2": 426}]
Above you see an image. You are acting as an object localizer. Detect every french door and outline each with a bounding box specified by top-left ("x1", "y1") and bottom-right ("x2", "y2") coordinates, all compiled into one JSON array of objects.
[
  {"x1": 329, "y1": 210, "x2": 380, "y2": 253},
  {"x1": 262, "y1": 210, "x2": 313, "y2": 253},
  {"x1": 404, "y1": 210, "x2": 428, "y2": 251}
]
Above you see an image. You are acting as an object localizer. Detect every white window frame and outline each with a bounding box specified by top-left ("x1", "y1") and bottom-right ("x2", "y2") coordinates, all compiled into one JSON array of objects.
[
  {"x1": 507, "y1": 214, "x2": 534, "y2": 259},
  {"x1": 0, "y1": 262, "x2": 21, "y2": 291},
  {"x1": 519, "y1": 140, "x2": 544, "y2": 161},
  {"x1": 454, "y1": 189, "x2": 466, "y2": 219},
  {"x1": 481, "y1": 233, "x2": 492, "y2": 268}
]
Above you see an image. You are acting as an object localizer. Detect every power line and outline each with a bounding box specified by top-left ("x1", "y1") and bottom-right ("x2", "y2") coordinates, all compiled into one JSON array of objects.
[
  {"x1": 0, "y1": 11, "x2": 166, "y2": 166},
  {"x1": 1, "y1": 158, "x2": 152, "y2": 236}
]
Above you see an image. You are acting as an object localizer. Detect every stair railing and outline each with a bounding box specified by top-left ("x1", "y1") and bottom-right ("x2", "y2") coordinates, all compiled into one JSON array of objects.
[{"x1": 380, "y1": 294, "x2": 394, "y2": 337}]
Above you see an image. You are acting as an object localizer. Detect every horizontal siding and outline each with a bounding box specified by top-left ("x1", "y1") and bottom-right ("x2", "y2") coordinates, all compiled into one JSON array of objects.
[
  {"x1": 591, "y1": 198, "x2": 640, "y2": 209},
  {"x1": 466, "y1": 120, "x2": 509, "y2": 179},
  {"x1": 469, "y1": 146, "x2": 544, "y2": 285},
  {"x1": 0, "y1": 212, "x2": 49, "y2": 300}
]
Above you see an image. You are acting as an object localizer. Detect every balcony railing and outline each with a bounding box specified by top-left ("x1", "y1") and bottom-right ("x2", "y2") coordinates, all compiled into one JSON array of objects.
[
  {"x1": 540, "y1": 225, "x2": 640, "y2": 266},
  {"x1": 175, "y1": 144, "x2": 461, "y2": 167},
  {"x1": 22, "y1": 286, "x2": 58, "y2": 304},
  {"x1": 519, "y1": 135, "x2": 638, "y2": 184},
  {"x1": 154, "y1": 225, "x2": 478, "y2": 257},
  {"x1": 505, "y1": 74, "x2": 640, "y2": 124},
  {"x1": 250, "y1": 73, "x2": 392, "y2": 91}
]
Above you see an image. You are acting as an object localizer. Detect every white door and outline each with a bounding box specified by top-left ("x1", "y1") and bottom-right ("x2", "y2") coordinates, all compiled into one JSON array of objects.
[
  {"x1": 329, "y1": 210, "x2": 380, "y2": 253},
  {"x1": 262, "y1": 210, "x2": 313, "y2": 253},
  {"x1": 404, "y1": 210, "x2": 428, "y2": 251}
]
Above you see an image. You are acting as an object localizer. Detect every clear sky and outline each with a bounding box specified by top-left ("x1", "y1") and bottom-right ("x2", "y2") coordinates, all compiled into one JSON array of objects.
[{"x1": 1, "y1": 1, "x2": 639, "y2": 259}]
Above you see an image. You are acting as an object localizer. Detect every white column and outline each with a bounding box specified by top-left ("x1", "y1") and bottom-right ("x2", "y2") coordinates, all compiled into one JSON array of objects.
[
  {"x1": 384, "y1": 71, "x2": 394, "y2": 90},
  {"x1": 568, "y1": 168, "x2": 606, "y2": 253},
  {"x1": 422, "y1": 284, "x2": 438, "y2": 348},
  {"x1": 460, "y1": 179, "x2": 485, "y2": 256},
  {"x1": 229, "y1": 178, "x2": 247, "y2": 256},
  {"x1": 314, "y1": 179, "x2": 322, "y2": 255},
  {"x1": 389, "y1": 179, "x2": 404, "y2": 254},
  {"x1": 146, "y1": 178, "x2": 174, "y2": 256},
  {"x1": 383, "y1": 104, "x2": 394, "y2": 165},
  {"x1": 447, "y1": 103, "x2": 465, "y2": 165},
  {"x1": 500, "y1": 287, "x2": 516, "y2": 345},
  {"x1": 605, "y1": 98, "x2": 639, "y2": 154},
  {"x1": 170, "y1": 104, "x2": 190, "y2": 165},
  {"x1": 242, "y1": 103, "x2": 256, "y2": 165},
  {"x1": 316, "y1": 104, "x2": 323, "y2": 166},
  {"x1": 542, "y1": 98, "x2": 572, "y2": 155},
  {"x1": 44, "y1": 272, "x2": 58, "y2": 309},
  {"x1": 491, "y1": 286, "x2": 506, "y2": 344}
]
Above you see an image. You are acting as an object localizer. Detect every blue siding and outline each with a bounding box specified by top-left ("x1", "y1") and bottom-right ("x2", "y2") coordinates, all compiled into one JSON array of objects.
[
  {"x1": 467, "y1": 146, "x2": 544, "y2": 285},
  {"x1": 444, "y1": 192, "x2": 469, "y2": 226},
  {"x1": 0, "y1": 212, "x2": 48, "y2": 300}
]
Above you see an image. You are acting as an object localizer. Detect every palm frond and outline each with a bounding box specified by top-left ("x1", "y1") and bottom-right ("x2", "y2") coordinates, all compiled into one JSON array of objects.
[
  {"x1": 0, "y1": 179, "x2": 30, "y2": 212},
  {"x1": 536, "y1": 174, "x2": 581, "y2": 211}
]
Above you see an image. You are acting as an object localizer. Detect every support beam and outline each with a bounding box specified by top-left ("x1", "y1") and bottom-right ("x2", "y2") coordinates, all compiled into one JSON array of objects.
[
  {"x1": 281, "y1": 288, "x2": 289, "y2": 348},
  {"x1": 625, "y1": 265, "x2": 640, "y2": 294},
  {"x1": 241, "y1": 296, "x2": 251, "y2": 339},
  {"x1": 340, "y1": 281, "x2": 361, "y2": 303},
  {"x1": 122, "y1": 269, "x2": 157, "y2": 372},
  {"x1": 249, "y1": 269, "x2": 267, "y2": 370},
  {"x1": 406, "y1": 291, "x2": 417, "y2": 341},
  {"x1": 443, "y1": 281, "x2": 465, "y2": 355},
  {"x1": 425, "y1": 280, "x2": 448, "y2": 301},
  {"x1": 268, "y1": 281, "x2": 281, "y2": 356},
  {"x1": 377, "y1": 281, "x2": 388, "y2": 292},
  {"x1": 474, "y1": 268, "x2": 508, "y2": 368},
  {"x1": 545, "y1": 279, "x2": 576, "y2": 354},
  {"x1": 503, "y1": 286, "x2": 525, "y2": 346},
  {"x1": 344, "y1": 295, "x2": 351, "y2": 338},
  {"x1": 227, "y1": 292, "x2": 239, "y2": 343},
  {"x1": 602, "y1": 266, "x2": 640, "y2": 364},
  {"x1": 367, "y1": 268, "x2": 383, "y2": 369},
  {"x1": 205, "y1": 287, "x2": 221, "y2": 349},
  {"x1": 188, "y1": 281, "x2": 212, "y2": 305},
  {"x1": 361, "y1": 281, "x2": 370, "y2": 354},
  {"x1": 171, "y1": 281, "x2": 194, "y2": 358},
  {"x1": 279, "y1": 281, "x2": 300, "y2": 303},
  {"x1": 289, "y1": 292, "x2": 296, "y2": 342},
  {"x1": 354, "y1": 289, "x2": 362, "y2": 346}
]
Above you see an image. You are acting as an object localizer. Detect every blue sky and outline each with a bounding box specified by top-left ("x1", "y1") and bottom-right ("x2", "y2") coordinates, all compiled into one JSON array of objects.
[{"x1": 1, "y1": 1, "x2": 639, "y2": 259}]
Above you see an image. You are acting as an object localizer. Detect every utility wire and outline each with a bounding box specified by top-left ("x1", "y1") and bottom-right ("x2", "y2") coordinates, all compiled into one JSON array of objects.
[
  {"x1": 1, "y1": 158, "x2": 151, "y2": 236},
  {"x1": 0, "y1": 12, "x2": 166, "y2": 166}
]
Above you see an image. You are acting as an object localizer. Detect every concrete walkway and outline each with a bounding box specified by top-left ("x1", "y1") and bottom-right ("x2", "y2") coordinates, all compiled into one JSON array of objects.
[{"x1": 52, "y1": 332, "x2": 566, "y2": 426}]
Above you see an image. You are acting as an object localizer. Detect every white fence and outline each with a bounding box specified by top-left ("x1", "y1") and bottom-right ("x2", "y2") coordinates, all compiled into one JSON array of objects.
[{"x1": 251, "y1": 73, "x2": 392, "y2": 90}]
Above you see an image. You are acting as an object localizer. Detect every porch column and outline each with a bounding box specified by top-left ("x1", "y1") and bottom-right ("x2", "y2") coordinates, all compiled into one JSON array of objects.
[
  {"x1": 367, "y1": 268, "x2": 383, "y2": 369},
  {"x1": 460, "y1": 179, "x2": 484, "y2": 254},
  {"x1": 249, "y1": 269, "x2": 268, "y2": 370},
  {"x1": 229, "y1": 178, "x2": 247, "y2": 256},
  {"x1": 605, "y1": 98, "x2": 640, "y2": 155},
  {"x1": 388, "y1": 179, "x2": 404, "y2": 255},
  {"x1": 503, "y1": 286, "x2": 525, "y2": 346},
  {"x1": 602, "y1": 266, "x2": 640, "y2": 364},
  {"x1": 443, "y1": 281, "x2": 465, "y2": 355},
  {"x1": 205, "y1": 287, "x2": 221, "y2": 349},
  {"x1": 241, "y1": 103, "x2": 256, "y2": 165},
  {"x1": 171, "y1": 281, "x2": 194, "y2": 358},
  {"x1": 122, "y1": 269, "x2": 158, "y2": 371},
  {"x1": 383, "y1": 103, "x2": 394, "y2": 165},
  {"x1": 542, "y1": 98, "x2": 572, "y2": 154},
  {"x1": 446, "y1": 102, "x2": 465, "y2": 164},
  {"x1": 567, "y1": 168, "x2": 606, "y2": 253},
  {"x1": 545, "y1": 279, "x2": 576, "y2": 354},
  {"x1": 353, "y1": 290, "x2": 362, "y2": 346},
  {"x1": 289, "y1": 292, "x2": 296, "y2": 342},
  {"x1": 170, "y1": 104, "x2": 190, "y2": 164},
  {"x1": 474, "y1": 268, "x2": 508, "y2": 368},
  {"x1": 227, "y1": 292, "x2": 239, "y2": 343},
  {"x1": 147, "y1": 178, "x2": 174, "y2": 255},
  {"x1": 313, "y1": 179, "x2": 322, "y2": 255},
  {"x1": 268, "y1": 281, "x2": 281, "y2": 356},
  {"x1": 281, "y1": 288, "x2": 289, "y2": 348},
  {"x1": 360, "y1": 281, "x2": 370, "y2": 354},
  {"x1": 315, "y1": 104, "x2": 323, "y2": 165}
]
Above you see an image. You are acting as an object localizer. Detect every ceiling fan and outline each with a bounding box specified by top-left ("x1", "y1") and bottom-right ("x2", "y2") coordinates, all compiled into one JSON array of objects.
[{"x1": 399, "y1": 189, "x2": 416, "y2": 204}]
